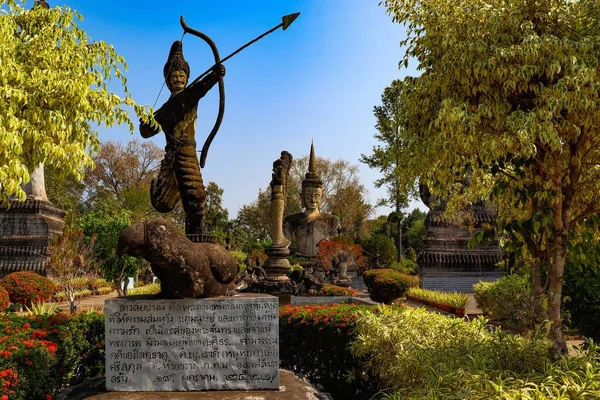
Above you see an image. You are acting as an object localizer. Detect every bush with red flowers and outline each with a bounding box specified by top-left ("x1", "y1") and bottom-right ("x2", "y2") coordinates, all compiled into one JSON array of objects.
[
  {"x1": 0, "y1": 286, "x2": 9, "y2": 311},
  {"x1": 363, "y1": 268, "x2": 420, "y2": 304},
  {"x1": 318, "y1": 284, "x2": 359, "y2": 297},
  {"x1": 279, "y1": 304, "x2": 378, "y2": 399},
  {"x1": 0, "y1": 272, "x2": 57, "y2": 307},
  {"x1": 0, "y1": 311, "x2": 104, "y2": 399}
]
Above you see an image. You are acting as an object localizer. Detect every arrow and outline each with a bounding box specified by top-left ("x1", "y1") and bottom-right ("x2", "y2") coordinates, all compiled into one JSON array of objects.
[{"x1": 186, "y1": 12, "x2": 300, "y2": 86}]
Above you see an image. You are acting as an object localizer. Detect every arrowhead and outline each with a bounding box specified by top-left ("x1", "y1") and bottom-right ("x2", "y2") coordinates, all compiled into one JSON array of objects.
[{"x1": 282, "y1": 12, "x2": 300, "y2": 30}]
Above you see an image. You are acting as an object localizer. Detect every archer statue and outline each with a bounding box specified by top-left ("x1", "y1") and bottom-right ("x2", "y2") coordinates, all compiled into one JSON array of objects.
[{"x1": 140, "y1": 32, "x2": 225, "y2": 236}]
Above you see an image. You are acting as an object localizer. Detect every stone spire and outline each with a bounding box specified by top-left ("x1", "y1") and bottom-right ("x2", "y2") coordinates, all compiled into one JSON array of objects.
[{"x1": 302, "y1": 141, "x2": 322, "y2": 189}]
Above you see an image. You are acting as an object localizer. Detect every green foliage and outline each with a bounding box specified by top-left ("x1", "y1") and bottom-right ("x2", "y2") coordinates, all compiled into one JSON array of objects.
[
  {"x1": 279, "y1": 304, "x2": 378, "y2": 399},
  {"x1": 0, "y1": 1, "x2": 154, "y2": 202},
  {"x1": 563, "y1": 239, "x2": 600, "y2": 341},
  {"x1": 0, "y1": 272, "x2": 57, "y2": 307},
  {"x1": 363, "y1": 268, "x2": 420, "y2": 304},
  {"x1": 381, "y1": 0, "x2": 600, "y2": 352},
  {"x1": 407, "y1": 287, "x2": 469, "y2": 308},
  {"x1": 204, "y1": 181, "x2": 229, "y2": 235},
  {"x1": 318, "y1": 284, "x2": 359, "y2": 297},
  {"x1": 389, "y1": 258, "x2": 418, "y2": 274},
  {"x1": 351, "y1": 307, "x2": 600, "y2": 399},
  {"x1": 0, "y1": 286, "x2": 9, "y2": 311},
  {"x1": 0, "y1": 311, "x2": 105, "y2": 399},
  {"x1": 361, "y1": 234, "x2": 397, "y2": 268},
  {"x1": 229, "y1": 250, "x2": 248, "y2": 273},
  {"x1": 127, "y1": 283, "x2": 161, "y2": 295},
  {"x1": 473, "y1": 274, "x2": 540, "y2": 331},
  {"x1": 75, "y1": 210, "x2": 145, "y2": 289}
]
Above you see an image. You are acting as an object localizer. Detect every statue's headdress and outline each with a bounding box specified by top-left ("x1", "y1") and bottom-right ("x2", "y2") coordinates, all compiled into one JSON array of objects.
[
  {"x1": 163, "y1": 41, "x2": 190, "y2": 89},
  {"x1": 302, "y1": 142, "x2": 322, "y2": 190}
]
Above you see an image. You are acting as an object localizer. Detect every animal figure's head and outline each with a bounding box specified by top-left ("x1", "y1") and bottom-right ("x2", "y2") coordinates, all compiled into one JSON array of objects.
[{"x1": 117, "y1": 218, "x2": 179, "y2": 257}]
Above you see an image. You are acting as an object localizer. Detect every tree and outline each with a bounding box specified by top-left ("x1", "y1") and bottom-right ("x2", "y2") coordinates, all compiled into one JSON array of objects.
[
  {"x1": 83, "y1": 139, "x2": 163, "y2": 219},
  {"x1": 204, "y1": 181, "x2": 229, "y2": 236},
  {"x1": 382, "y1": 0, "x2": 600, "y2": 354},
  {"x1": 234, "y1": 189, "x2": 272, "y2": 245},
  {"x1": 361, "y1": 80, "x2": 410, "y2": 260},
  {"x1": 0, "y1": 1, "x2": 153, "y2": 203},
  {"x1": 47, "y1": 227, "x2": 96, "y2": 313},
  {"x1": 76, "y1": 209, "x2": 145, "y2": 296}
]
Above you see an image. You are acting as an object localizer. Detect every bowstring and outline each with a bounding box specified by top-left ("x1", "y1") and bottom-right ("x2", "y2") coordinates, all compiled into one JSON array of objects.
[{"x1": 152, "y1": 32, "x2": 186, "y2": 109}]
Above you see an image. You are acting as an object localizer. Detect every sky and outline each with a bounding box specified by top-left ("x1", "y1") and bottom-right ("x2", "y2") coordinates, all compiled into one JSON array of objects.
[{"x1": 38, "y1": 0, "x2": 425, "y2": 217}]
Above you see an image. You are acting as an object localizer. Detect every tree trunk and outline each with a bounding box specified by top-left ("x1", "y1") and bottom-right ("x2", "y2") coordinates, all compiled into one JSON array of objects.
[
  {"x1": 547, "y1": 231, "x2": 568, "y2": 356},
  {"x1": 397, "y1": 219, "x2": 403, "y2": 261}
]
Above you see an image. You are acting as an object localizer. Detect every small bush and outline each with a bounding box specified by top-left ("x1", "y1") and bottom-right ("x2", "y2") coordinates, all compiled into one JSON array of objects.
[
  {"x1": 0, "y1": 286, "x2": 9, "y2": 311},
  {"x1": 473, "y1": 274, "x2": 539, "y2": 331},
  {"x1": 318, "y1": 284, "x2": 359, "y2": 297},
  {"x1": 363, "y1": 269, "x2": 420, "y2": 304},
  {"x1": 1, "y1": 272, "x2": 57, "y2": 307},
  {"x1": 97, "y1": 286, "x2": 113, "y2": 295}
]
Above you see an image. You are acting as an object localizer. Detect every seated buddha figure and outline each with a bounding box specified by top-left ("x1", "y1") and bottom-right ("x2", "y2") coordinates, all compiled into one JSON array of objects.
[{"x1": 283, "y1": 143, "x2": 341, "y2": 257}]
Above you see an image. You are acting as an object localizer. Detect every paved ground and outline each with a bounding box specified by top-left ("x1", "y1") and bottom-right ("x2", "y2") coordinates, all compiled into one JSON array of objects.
[{"x1": 49, "y1": 291, "x2": 118, "y2": 312}]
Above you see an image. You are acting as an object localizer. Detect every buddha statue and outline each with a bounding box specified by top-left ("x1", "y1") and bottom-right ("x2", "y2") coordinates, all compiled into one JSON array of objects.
[{"x1": 283, "y1": 143, "x2": 341, "y2": 258}]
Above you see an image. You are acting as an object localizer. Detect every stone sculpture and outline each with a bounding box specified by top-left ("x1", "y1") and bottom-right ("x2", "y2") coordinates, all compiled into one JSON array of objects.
[
  {"x1": 283, "y1": 143, "x2": 341, "y2": 258},
  {"x1": 139, "y1": 40, "x2": 225, "y2": 236},
  {"x1": 331, "y1": 250, "x2": 352, "y2": 287},
  {"x1": 263, "y1": 151, "x2": 294, "y2": 280},
  {"x1": 118, "y1": 218, "x2": 237, "y2": 298}
]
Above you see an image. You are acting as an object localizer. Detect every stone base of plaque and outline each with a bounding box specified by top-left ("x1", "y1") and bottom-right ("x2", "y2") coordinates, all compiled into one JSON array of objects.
[
  {"x1": 105, "y1": 294, "x2": 279, "y2": 392},
  {"x1": 59, "y1": 369, "x2": 323, "y2": 400}
]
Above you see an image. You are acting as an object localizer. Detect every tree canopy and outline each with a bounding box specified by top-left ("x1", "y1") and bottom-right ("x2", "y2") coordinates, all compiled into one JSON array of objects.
[
  {"x1": 382, "y1": 0, "x2": 600, "y2": 354},
  {"x1": 0, "y1": 1, "x2": 153, "y2": 202}
]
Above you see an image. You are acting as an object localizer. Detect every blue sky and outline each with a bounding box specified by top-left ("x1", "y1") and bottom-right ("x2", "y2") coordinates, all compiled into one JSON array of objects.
[{"x1": 42, "y1": 0, "x2": 424, "y2": 217}]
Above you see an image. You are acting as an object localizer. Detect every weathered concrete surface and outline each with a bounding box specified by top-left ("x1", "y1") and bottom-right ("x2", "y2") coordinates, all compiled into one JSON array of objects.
[{"x1": 60, "y1": 370, "x2": 321, "y2": 400}]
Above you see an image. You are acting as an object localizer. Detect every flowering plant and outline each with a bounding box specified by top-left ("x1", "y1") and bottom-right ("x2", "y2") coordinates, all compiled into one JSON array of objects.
[
  {"x1": 318, "y1": 284, "x2": 359, "y2": 297},
  {"x1": 0, "y1": 287, "x2": 9, "y2": 311},
  {"x1": 0, "y1": 272, "x2": 57, "y2": 307}
]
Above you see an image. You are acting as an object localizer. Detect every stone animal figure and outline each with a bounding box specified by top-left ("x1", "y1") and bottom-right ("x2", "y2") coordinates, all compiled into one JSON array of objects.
[{"x1": 118, "y1": 218, "x2": 237, "y2": 298}]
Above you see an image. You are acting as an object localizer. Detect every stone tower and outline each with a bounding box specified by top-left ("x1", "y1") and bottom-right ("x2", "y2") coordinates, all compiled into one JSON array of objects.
[
  {"x1": 0, "y1": 165, "x2": 65, "y2": 278},
  {"x1": 418, "y1": 185, "x2": 505, "y2": 292}
]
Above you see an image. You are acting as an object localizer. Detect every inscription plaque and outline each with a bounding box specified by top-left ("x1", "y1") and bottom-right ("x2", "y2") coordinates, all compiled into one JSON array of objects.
[{"x1": 105, "y1": 294, "x2": 279, "y2": 391}]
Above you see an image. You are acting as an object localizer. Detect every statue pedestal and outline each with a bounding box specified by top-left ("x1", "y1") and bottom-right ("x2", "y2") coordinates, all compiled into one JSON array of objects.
[
  {"x1": 105, "y1": 294, "x2": 279, "y2": 392},
  {"x1": 263, "y1": 247, "x2": 291, "y2": 280},
  {"x1": 0, "y1": 199, "x2": 65, "y2": 278}
]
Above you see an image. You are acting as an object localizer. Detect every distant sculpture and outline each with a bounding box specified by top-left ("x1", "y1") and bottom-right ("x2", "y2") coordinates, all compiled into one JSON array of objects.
[
  {"x1": 139, "y1": 40, "x2": 225, "y2": 236},
  {"x1": 331, "y1": 250, "x2": 352, "y2": 287},
  {"x1": 283, "y1": 143, "x2": 341, "y2": 258},
  {"x1": 270, "y1": 151, "x2": 293, "y2": 248},
  {"x1": 118, "y1": 218, "x2": 237, "y2": 298}
]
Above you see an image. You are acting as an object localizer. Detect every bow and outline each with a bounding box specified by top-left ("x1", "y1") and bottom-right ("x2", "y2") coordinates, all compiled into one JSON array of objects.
[{"x1": 180, "y1": 15, "x2": 225, "y2": 169}]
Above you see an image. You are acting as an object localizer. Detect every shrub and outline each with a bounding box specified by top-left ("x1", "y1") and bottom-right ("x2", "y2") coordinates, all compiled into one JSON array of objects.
[
  {"x1": 97, "y1": 286, "x2": 113, "y2": 295},
  {"x1": 1, "y1": 272, "x2": 57, "y2": 307},
  {"x1": 473, "y1": 274, "x2": 539, "y2": 331},
  {"x1": 279, "y1": 304, "x2": 378, "y2": 399},
  {"x1": 351, "y1": 307, "x2": 600, "y2": 399},
  {"x1": 127, "y1": 282, "x2": 161, "y2": 295},
  {"x1": 407, "y1": 287, "x2": 469, "y2": 308},
  {"x1": 0, "y1": 286, "x2": 9, "y2": 311},
  {"x1": 318, "y1": 284, "x2": 359, "y2": 297},
  {"x1": 0, "y1": 311, "x2": 105, "y2": 399},
  {"x1": 363, "y1": 269, "x2": 420, "y2": 304},
  {"x1": 361, "y1": 234, "x2": 397, "y2": 268},
  {"x1": 248, "y1": 249, "x2": 268, "y2": 266}
]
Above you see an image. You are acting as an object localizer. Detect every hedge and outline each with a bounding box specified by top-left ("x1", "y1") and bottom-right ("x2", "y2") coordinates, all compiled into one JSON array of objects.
[{"x1": 0, "y1": 272, "x2": 57, "y2": 307}]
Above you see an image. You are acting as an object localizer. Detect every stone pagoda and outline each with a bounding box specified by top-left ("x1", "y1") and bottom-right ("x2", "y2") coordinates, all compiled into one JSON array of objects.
[
  {"x1": 418, "y1": 185, "x2": 505, "y2": 292},
  {"x1": 0, "y1": 165, "x2": 65, "y2": 278}
]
